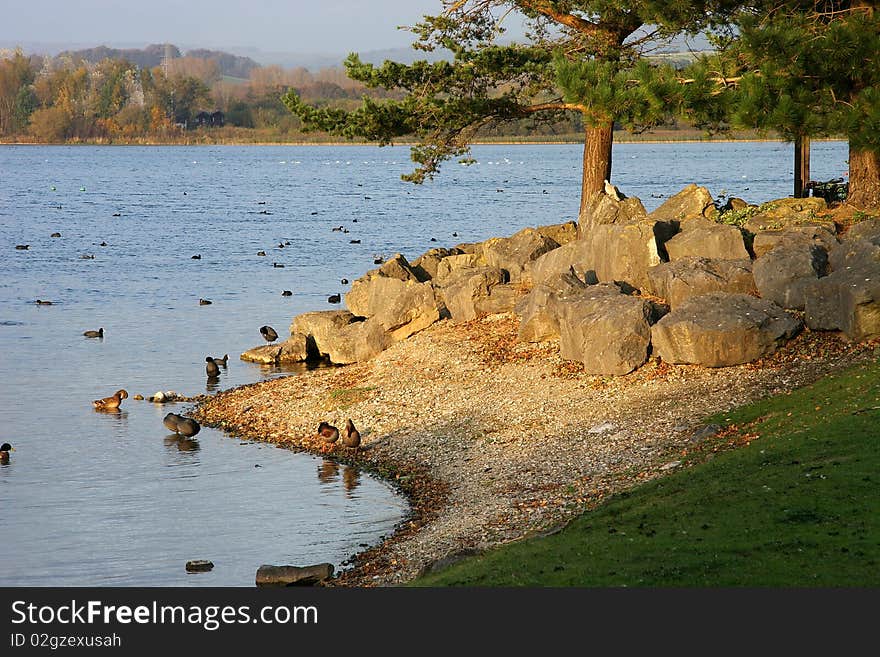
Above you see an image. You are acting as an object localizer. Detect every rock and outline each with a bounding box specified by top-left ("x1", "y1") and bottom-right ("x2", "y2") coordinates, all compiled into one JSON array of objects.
[
  {"x1": 345, "y1": 274, "x2": 441, "y2": 341},
  {"x1": 753, "y1": 243, "x2": 829, "y2": 310},
  {"x1": 648, "y1": 184, "x2": 716, "y2": 224},
  {"x1": 722, "y1": 197, "x2": 751, "y2": 212},
  {"x1": 651, "y1": 292, "x2": 802, "y2": 367},
  {"x1": 537, "y1": 221, "x2": 578, "y2": 246},
  {"x1": 578, "y1": 219, "x2": 675, "y2": 293},
  {"x1": 578, "y1": 191, "x2": 647, "y2": 233},
  {"x1": 185, "y1": 560, "x2": 214, "y2": 572},
  {"x1": 529, "y1": 239, "x2": 598, "y2": 288},
  {"x1": 659, "y1": 460, "x2": 682, "y2": 471},
  {"x1": 440, "y1": 267, "x2": 511, "y2": 323},
  {"x1": 664, "y1": 222, "x2": 750, "y2": 261},
  {"x1": 742, "y1": 197, "x2": 834, "y2": 234},
  {"x1": 647, "y1": 257, "x2": 756, "y2": 309},
  {"x1": 374, "y1": 253, "x2": 422, "y2": 282},
  {"x1": 481, "y1": 227, "x2": 560, "y2": 284},
  {"x1": 842, "y1": 218, "x2": 880, "y2": 245},
  {"x1": 241, "y1": 334, "x2": 313, "y2": 364},
  {"x1": 517, "y1": 269, "x2": 590, "y2": 342},
  {"x1": 435, "y1": 253, "x2": 481, "y2": 283},
  {"x1": 804, "y1": 265, "x2": 880, "y2": 341},
  {"x1": 556, "y1": 290, "x2": 655, "y2": 375},
  {"x1": 255, "y1": 563, "x2": 334, "y2": 587},
  {"x1": 588, "y1": 421, "x2": 616, "y2": 434},
  {"x1": 751, "y1": 226, "x2": 839, "y2": 259},
  {"x1": 410, "y1": 247, "x2": 462, "y2": 281}
]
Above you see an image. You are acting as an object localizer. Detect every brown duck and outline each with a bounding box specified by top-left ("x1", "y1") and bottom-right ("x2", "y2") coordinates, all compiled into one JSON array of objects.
[
  {"x1": 93, "y1": 389, "x2": 128, "y2": 410},
  {"x1": 341, "y1": 418, "x2": 361, "y2": 453}
]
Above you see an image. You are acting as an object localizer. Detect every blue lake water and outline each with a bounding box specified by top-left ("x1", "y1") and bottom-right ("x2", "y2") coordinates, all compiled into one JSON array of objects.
[{"x1": 0, "y1": 140, "x2": 849, "y2": 586}]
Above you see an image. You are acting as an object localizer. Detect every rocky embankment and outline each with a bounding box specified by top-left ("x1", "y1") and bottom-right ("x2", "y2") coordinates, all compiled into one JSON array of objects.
[{"x1": 197, "y1": 184, "x2": 880, "y2": 586}]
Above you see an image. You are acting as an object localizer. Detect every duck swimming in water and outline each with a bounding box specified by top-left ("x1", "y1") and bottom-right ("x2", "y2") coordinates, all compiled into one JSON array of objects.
[
  {"x1": 83, "y1": 328, "x2": 103, "y2": 338},
  {"x1": 93, "y1": 389, "x2": 128, "y2": 410},
  {"x1": 0, "y1": 442, "x2": 13, "y2": 463},
  {"x1": 205, "y1": 356, "x2": 221, "y2": 377}
]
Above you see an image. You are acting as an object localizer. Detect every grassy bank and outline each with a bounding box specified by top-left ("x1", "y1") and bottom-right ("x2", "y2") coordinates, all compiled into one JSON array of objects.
[{"x1": 411, "y1": 357, "x2": 880, "y2": 587}]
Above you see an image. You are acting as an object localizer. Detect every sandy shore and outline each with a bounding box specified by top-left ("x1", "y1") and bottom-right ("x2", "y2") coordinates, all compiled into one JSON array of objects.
[{"x1": 191, "y1": 312, "x2": 874, "y2": 586}]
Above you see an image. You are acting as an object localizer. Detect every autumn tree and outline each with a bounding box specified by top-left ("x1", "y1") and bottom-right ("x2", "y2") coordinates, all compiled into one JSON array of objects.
[
  {"x1": 722, "y1": 1, "x2": 880, "y2": 209},
  {"x1": 0, "y1": 50, "x2": 37, "y2": 134},
  {"x1": 283, "y1": 1, "x2": 741, "y2": 221}
]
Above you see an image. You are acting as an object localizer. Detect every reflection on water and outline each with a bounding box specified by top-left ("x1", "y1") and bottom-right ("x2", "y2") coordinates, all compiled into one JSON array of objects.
[
  {"x1": 164, "y1": 435, "x2": 201, "y2": 453},
  {"x1": 205, "y1": 376, "x2": 221, "y2": 393},
  {"x1": 317, "y1": 458, "x2": 362, "y2": 495},
  {"x1": 343, "y1": 466, "x2": 360, "y2": 495},
  {"x1": 318, "y1": 458, "x2": 340, "y2": 484}
]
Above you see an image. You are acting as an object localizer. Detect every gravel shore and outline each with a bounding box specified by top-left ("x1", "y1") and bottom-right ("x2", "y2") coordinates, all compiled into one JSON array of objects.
[{"x1": 191, "y1": 312, "x2": 874, "y2": 586}]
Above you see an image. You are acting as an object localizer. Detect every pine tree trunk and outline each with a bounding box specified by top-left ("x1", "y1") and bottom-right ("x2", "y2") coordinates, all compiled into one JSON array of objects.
[
  {"x1": 847, "y1": 146, "x2": 880, "y2": 210},
  {"x1": 578, "y1": 120, "x2": 614, "y2": 220}
]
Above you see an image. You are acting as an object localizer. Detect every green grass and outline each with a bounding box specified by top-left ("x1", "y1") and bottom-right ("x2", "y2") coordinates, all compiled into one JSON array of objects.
[{"x1": 410, "y1": 360, "x2": 880, "y2": 586}]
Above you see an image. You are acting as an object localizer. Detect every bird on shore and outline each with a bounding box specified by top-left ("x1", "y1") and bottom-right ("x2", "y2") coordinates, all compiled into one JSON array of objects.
[
  {"x1": 328, "y1": 294, "x2": 341, "y2": 304},
  {"x1": 93, "y1": 389, "x2": 128, "y2": 410},
  {"x1": 0, "y1": 442, "x2": 13, "y2": 464},
  {"x1": 163, "y1": 413, "x2": 201, "y2": 437},
  {"x1": 260, "y1": 325, "x2": 278, "y2": 343},
  {"x1": 341, "y1": 419, "x2": 361, "y2": 454},
  {"x1": 206, "y1": 356, "x2": 221, "y2": 377},
  {"x1": 318, "y1": 421, "x2": 339, "y2": 445},
  {"x1": 83, "y1": 328, "x2": 103, "y2": 338}
]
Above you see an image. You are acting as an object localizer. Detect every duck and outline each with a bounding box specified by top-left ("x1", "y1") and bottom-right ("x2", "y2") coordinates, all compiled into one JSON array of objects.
[
  {"x1": 212, "y1": 354, "x2": 229, "y2": 367},
  {"x1": 163, "y1": 413, "x2": 201, "y2": 437},
  {"x1": 51, "y1": 232, "x2": 61, "y2": 238},
  {"x1": 205, "y1": 356, "x2": 221, "y2": 377},
  {"x1": 34, "y1": 299, "x2": 53, "y2": 305},
  {"x1": 0, "y1": 442, "x2": 13, "y2": 463},
  {"x1": 341, "y1": 419, "x2": 361, "y2": 454},
  {"x1": 272, "y1": 262, "x2": 285, "y2": 268},
  {"x1": 191, "y1": 254, "x2": 201, "y2": 260},
  {"x1": 199, "y1": 298, "x2": 212, "y2": 305},
  {"x1": 340, "y1": 278, "x2": 349, "y2": 285},
  {"x1": 318, "y1": 421, "x2": 339, "y2": 444},
  {"x1": 15, "y1": 244, "x2": 29, "y2": 250},
  {"x1": 260, "y1": 325, "x2": 278, "y2": 343},
  {"x1": 83, "y1": 328, "x2": 103, "y2": 338},
  {"x1": 93, "y1": 389, "x2": 128, "y2": 410},
  {"x1": 257, "y1": 251, "x2": 266, "y2": 256},
  {"x1": 281, "y1": 290, "x2": 292, "y2": 296},
  {"x1": 327, "y1": 293, "x2": 341, "y2": 304}
]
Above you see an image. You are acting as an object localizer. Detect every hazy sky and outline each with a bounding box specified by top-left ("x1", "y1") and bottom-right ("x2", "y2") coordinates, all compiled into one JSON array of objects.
[{"x1": 1, "y1": 0, "x2": 450, "y2": 54}]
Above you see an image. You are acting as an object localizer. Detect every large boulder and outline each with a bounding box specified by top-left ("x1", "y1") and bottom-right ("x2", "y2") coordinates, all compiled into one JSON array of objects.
[
  {"x1": 556, "y1": 291, "x2": 656, "y2": 375},
  {"x1": 664, "y1": 221, "x2": 750, "y2": 261},
  {"x1": 804, "y1": 253, "x2": 880, "y2": 341},
  {"x1": 579, "y1": 219, "x2": 674, "y2": 293},
  {"x1": 743, "y1": 197, "x2": 834, "y2": 234},
  {"x1": 241, "y1": 333, "x2": 312, "y2": 364},
  {"x1": 647, "y1": 257, "x2": 757, "y2": 309},
  {"x1": 290, "y1": 310, "x2": 360, "y2": 348},
  {"x1": 516, "y1": 270, "x2": 592, "y2": 342},
  {"x1": 842, "y1": 218, "x2": 880, "y2": 245},
  {"x1": 578, "y1": 191, "x2": 648, "y2": 235},
  {"x1": 529, "y1": 239, "x2": 598, "y2": 288},
  {"x1": 753, "y1": 243, "x2": 829, "y2": 310},
  {"x1": 537, "y1": 221, "x2": 578, "y2": 246},
  {"x1": 648, "y1": 184, "x2": 716, "y2": 224},
  {"x1": 481, "y1": 227, "x2": 560, "y2": 284},
  {"x1": 751, "y1": 226, "x2": 839, "y2": 259},
  {"x1": 435, "y1": 253, "x2": 481, "y2": 283},
  {"x1": 410, "y1": 247, "x2": 462, "y2": 281},
  {"x1": 317, "y1": 316, "x2": 392, "y2": 365},
  {"x1": 345, "y1": 256, "x2": 441, "y2": 341},
  {"x1": 651, "y1": 292, "x2": 802, "y2": 367},
  {"x1": 440, "y1": 267, "x2": 511, "y2": 323}
]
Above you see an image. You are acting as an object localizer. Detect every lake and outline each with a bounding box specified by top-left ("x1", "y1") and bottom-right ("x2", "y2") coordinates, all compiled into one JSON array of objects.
[{"x1": 0, "y1": 140, "x2": 849, "y2": 586}]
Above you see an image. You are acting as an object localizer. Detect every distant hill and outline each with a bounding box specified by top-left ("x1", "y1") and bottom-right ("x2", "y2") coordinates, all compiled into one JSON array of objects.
[{"x1": 56, "y1": 43, "x2": 260, "y2": 78}]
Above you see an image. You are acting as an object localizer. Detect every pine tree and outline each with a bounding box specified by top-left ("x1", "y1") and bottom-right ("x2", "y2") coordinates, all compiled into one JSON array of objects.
[
  {"x1": 725, "y1": 2, "x2": 880, "y2": 209},
  {"x1": 283, "y1": 1, "x2": 741, "y2": 223}
]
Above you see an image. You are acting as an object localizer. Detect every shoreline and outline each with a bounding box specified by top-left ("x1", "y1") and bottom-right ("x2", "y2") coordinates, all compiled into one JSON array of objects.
[{"x1": 191, "y1": 312, "x2": 873, "y2": 587}]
